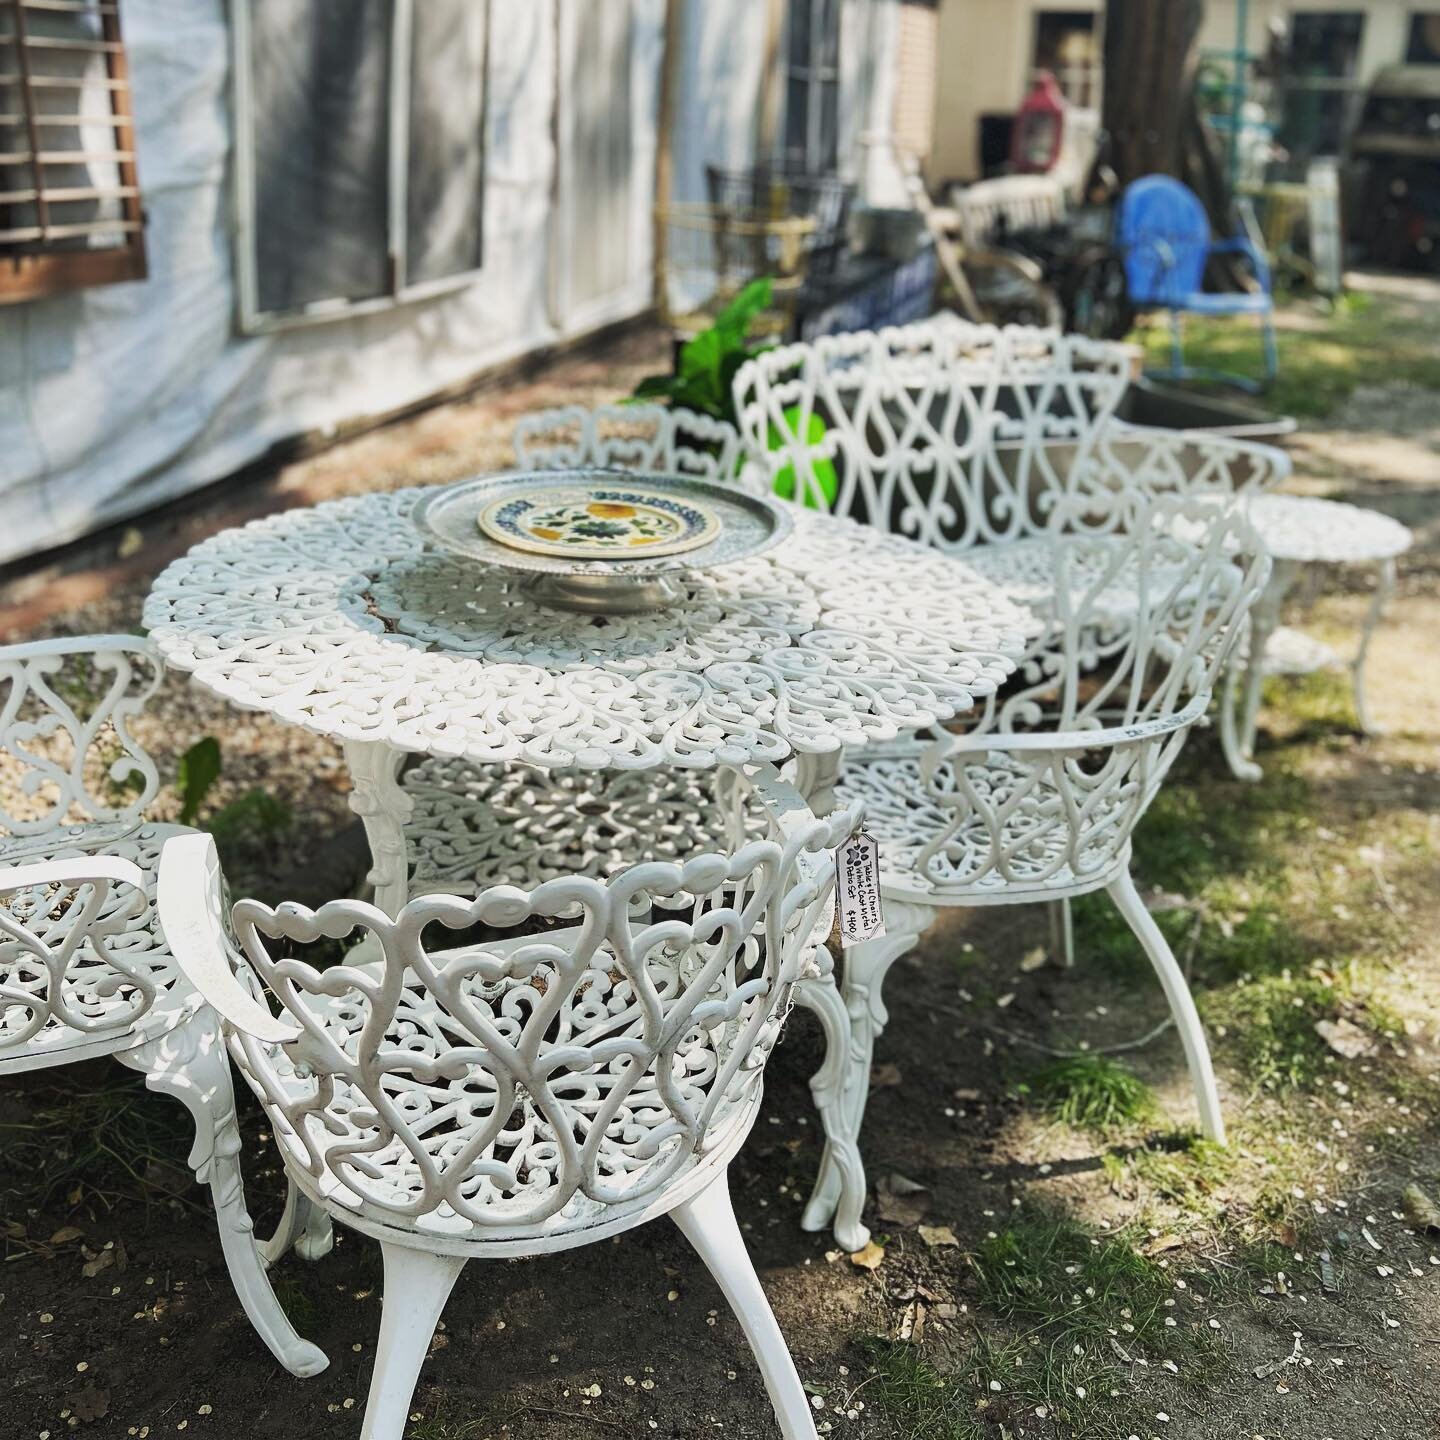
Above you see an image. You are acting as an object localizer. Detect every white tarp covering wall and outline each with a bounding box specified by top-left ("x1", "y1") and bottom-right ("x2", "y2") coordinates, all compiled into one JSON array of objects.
[{"x1": 0, "y1": 0, "x2": 665, "y2": 564}]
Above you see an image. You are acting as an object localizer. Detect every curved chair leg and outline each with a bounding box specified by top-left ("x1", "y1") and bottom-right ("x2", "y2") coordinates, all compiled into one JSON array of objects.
[
  {"x1": 1260, "y1": 307, "x2": 1279, "y2": 383},
  {"x1": 360, "y1": 1245, "x2": 467, "y2": 1440},
  {"x1": 1235, "y1": 560, "x2": 1295, "y2": 778},
  {"x1": 260, "y1": 1179, "x2": 335, "y2": 1267},
  {"x1": 794, "y1": 972, "x2": 870, "y2": 1253},
  {"x1": 671, "y1": 1171, "x2": 818, "y2": 1440},
  {"x1": 1219, "y1": 641, "x2": 1261, "y2": 783},
  {"x1": 118, "y1": 1010, "x2": 329, "y2": 1377},
  {"x1": 1106, "y1": 871, "x2": 1225, "y2": 1144},
  {"x1": 1352, "y1": 557, "x2": 1395, "y2": 736},
  {"x1": 1048, "y1": 898, "x2": 1075, "y2": 969},
  {"x1": 800, "y1": 904, "x2": 931, "y2": 1245}
]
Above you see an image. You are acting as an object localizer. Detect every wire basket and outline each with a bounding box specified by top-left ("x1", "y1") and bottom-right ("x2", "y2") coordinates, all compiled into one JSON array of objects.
[
  {"x1": 705, "y1": 166, "x2": 855, "y2": 278},
  {"x1": 654, "y1": 202, "x2": 818, "y2": 337}
]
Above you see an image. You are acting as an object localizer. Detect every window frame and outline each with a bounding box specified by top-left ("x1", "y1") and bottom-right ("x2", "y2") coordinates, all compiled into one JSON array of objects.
[
  {"x1": 0, "y1": 0, "x2": 147, "y2": 306},
  {"x1": 783, "y1": 0, "x2": 841, "y2": 176},
  {"x1": 230, "y1": 0, "x2": 490, "y2": 336},
  {"x1": 1406, "y1": 12, "x2": 1440, "y2": 64}
]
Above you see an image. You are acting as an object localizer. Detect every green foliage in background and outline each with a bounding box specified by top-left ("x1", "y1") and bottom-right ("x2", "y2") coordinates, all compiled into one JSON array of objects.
[{"x1": 633, "y1": 278, "x2": 776, "y2": 425}]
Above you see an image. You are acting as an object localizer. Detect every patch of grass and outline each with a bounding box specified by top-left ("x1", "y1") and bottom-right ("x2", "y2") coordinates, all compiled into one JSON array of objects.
[
  {"x1": 1200, "y1": 965, "x2": 1401, "y2": 1093},
  {"x1": 405, "y1": 1403, "x2": 489, "y2": 1440},
  {"x1": 855, "y1": 1337, "x2": 985, "y2": 1440},
  {"x1": 856, "y1": 1209, "x2": 1222, "y2": 1439},
  {"x1": 267, "y1": 1265, "x2": 322, "y2": 1333},
  {"x1": 973, "y1": 1212, "x2": 1190, "y2": 1355},
  {"x1": 1132, "y1": 294, "x2": 1440, "y2": 419},
  {"x1": 1027, "y1": 1055, "x2": 1155, "y2": 1133},
  {"x1": 0, "y1": 1068, "x2": 196, "y2": 1208},
  {"x1": 1204, "y1": 969, "x2": 1340, "y2": 1091},
  {"x1": 962, "y1": 1210, "x2": 1221, "y2": 1434},
  {"x1": 1127, "y1": 1135, "x2": 1236, "y2": 1217},
  {"x1": 1270, "y1": 669, "x2": 1361, "y2": 742}
]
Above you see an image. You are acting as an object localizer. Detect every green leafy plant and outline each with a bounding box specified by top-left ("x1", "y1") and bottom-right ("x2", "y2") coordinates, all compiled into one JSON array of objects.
[
  {"x1": 208, "y1": 789, "x2": 291, "y2": 845},
  {"x1": 635, "y1": 277, "x2": 837, "y2": 506},
  {"x1": 177, "y1": 736, "x2": 221, "y2": 826},
  {"x1": 175, "y1": 735, "x2": 290, "y2": 843},
  {"x1": 633, "y1": 277, "x2": 776, "y2": 424}
]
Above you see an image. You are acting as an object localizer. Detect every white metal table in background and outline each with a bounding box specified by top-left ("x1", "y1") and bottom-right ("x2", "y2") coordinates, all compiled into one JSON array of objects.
[{"x1": 1223, "y1": 493, "x2": 1412, "y2": 781}]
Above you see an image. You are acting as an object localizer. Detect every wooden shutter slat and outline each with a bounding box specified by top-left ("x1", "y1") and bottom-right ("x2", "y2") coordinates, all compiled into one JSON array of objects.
[
  {"x1": 1, "y1": 35, "x2": 125, "y2": 54},
  {"x1": 0, "y1": 147, "x2": 133, "y2": 162},
  {"x1": 0, "y1": 183, "x2": 138, "y2": 201},
  {"x1": 18, "y1": 1, "x2": 120, "y2": 13},
  {"x1": 0, "y1": 73, "x2": 129, "y2": 89},
  {"x1": 0, "y1": 214, "x2": 140, "y2": 240}
]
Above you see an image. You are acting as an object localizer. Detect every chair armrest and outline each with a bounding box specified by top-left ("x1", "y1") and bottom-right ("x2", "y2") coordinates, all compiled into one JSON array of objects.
[
  {"x1": 942, "y1": 690, "x2": 1211, "y2": 759},
  {"x1": 157, "y1": 833, "x2": 299, "y2": 1045},
  {"x1": 1210, "y1": 207, "x2": 1273, "y2": 292},
  {"x1": 0, "y1": 632, "x2": 159, "y2": 664},
  {"x1": 0, "y1": 853, "x2": 147, "y2": 897}
]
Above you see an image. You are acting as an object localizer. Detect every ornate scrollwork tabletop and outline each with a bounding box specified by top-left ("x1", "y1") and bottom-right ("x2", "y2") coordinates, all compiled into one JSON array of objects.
[
  {"x1": 1247, "y1": 495, "x2": 1412, "y2": 565},
  {"x1": 142, "y1": 488, "x2": 1030, "y2": 771}
]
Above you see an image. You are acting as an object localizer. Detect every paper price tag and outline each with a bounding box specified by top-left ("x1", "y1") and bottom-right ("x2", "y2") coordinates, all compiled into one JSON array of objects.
[{"x1": 836, "y1": 831, "x2": 886, "y2": 946}]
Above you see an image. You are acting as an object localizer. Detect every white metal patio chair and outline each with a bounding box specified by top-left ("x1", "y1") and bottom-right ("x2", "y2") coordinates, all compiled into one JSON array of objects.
[
  {"x1": 729, "y1": 315, "x2": 1287, "y2": 532},
  {"x1": 158, "y1": 767, "x2": 860, "y2": 1440},
  {"x1": 0, "y1": 635, "x2": 326, "y2": 1377},
  {"x1": 799, "y1": 496, "x2": 1272, "y2": 1242},
  {"x1": 732, "y1": 326, "x2": 1290, "y2": 960}
]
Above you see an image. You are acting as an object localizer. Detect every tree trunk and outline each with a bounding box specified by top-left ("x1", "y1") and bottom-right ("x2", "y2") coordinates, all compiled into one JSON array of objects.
[{"x1": 1099, "y1": 0, "x2": 1236, "y2": 237}]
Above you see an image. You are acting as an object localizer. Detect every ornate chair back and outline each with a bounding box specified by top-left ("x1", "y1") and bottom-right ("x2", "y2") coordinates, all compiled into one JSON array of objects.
[
  {"x1": 170, "y1": 775, "x2": 858, "y2": 1244},
  {"x1": 0, "y1": 636, "x2": 164, "y2": 845},
  {"x1": 913, "y1": 496, "x2": 1271, "y2": 893},
  {"x1": 512, "y1": 402, "x2": 749, "y2": 485},
  {"x1": 732, "y1": 318, "x2": 1140, "y2": 542}
]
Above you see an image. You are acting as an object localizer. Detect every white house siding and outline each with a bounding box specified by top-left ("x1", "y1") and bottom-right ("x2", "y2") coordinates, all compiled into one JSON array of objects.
[{"x1": 0, "y1": 0, "x2": 663, "y2": 565}]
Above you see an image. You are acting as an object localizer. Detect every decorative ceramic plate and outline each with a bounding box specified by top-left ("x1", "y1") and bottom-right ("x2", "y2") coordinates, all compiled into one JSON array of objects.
[
  {"x1": 412, "y1": 469, "x2": 793, "y2": 614},
  {"x1": 478, "y1": 485, "x2": 721, "y2": 560}
]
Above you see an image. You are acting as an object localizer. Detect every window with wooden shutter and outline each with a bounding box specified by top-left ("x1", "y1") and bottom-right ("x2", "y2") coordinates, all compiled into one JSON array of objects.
[{"x1": 0, "y1": 0, "x2": 145, "y2": 305}]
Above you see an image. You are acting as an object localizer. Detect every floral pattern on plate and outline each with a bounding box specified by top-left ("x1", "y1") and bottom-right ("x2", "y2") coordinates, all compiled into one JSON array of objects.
[{"x1": 478, "y1": 487, "x2": 721, "y2": 560}]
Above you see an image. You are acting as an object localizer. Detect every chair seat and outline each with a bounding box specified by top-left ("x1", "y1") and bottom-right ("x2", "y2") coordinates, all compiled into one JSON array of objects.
[
  {"x1": 964, "y1": 534, "x2": 1193, "y2": 621},
  {"x1": 245, "y1": 938, "x2": 766, "y2": 1256},
  {"x1": 0, "y1": 822, "x2": 197, "y2": 1069},
  {"x1": 1172, "y1": 290, "x2": 1272, "y2": 316},
  {"x1": 836, "y1": 752, "x2": 1131, "y2": 904}
]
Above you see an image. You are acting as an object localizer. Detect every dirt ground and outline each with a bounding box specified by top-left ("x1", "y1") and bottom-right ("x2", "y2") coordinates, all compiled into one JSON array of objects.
[{"x1": 2, "y1": 278, "x2": 1438, "y2": 1440}]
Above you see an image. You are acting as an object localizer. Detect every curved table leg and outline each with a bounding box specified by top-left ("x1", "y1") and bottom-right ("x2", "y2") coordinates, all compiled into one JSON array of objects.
[
  {"x1": 1219, "y1": 631, "x2": 1261, "y2": 784},
  {"x1": 1352, "y1": 557, "x2": 1395, "y2": 737},
  {"x1": 1233, "y1": 560, "x2": 1296, "y2": 781},
  {"x1": 344, "y1": 741, "x2": 413, "y2": 964},
  {"x1": 799, "y1": 901, "x2": 933, "y2": 1250},
  {"x1": 794, "y1": 971, "x2": 871, "y2": 1254}
]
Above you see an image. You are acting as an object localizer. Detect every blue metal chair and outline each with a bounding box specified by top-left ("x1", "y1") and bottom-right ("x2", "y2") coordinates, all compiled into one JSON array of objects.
[{"x1": 1118, "y1": 175, "x2": 1278, "y2": 393}]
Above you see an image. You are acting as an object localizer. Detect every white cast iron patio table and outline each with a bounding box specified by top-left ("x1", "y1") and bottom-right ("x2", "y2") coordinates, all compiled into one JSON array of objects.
[
  {"x1": 142, "y1": 484, "x2": 1031, "y2": 916},
  {"x1": 1223, "y1": 493, "x2": 1412, "y2": 781}
]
